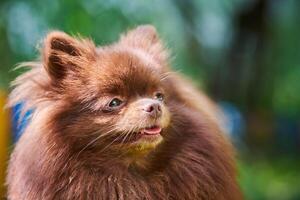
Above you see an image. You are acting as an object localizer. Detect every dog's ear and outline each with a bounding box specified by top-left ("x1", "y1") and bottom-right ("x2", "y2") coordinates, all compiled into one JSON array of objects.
[
  {"x1": 42, "y1": 31, "x2": 96, "y2": 81},
  {"x1": 119, "y1": 25, "x2": 169, "y2": 64}
]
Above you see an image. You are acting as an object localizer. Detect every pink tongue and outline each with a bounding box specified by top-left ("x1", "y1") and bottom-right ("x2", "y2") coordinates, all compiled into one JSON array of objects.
[{"x1": 142, "y1": 126, "x2": 162, "y2": 135}]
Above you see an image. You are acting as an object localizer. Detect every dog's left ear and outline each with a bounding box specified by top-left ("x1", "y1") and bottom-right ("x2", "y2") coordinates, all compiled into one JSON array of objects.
[
  {"x1": 119, "y1": 25, "x2": 169, "y2": 64},
  {"x1": 42, "y1": 31, "x2": 97, "y2": 81}
]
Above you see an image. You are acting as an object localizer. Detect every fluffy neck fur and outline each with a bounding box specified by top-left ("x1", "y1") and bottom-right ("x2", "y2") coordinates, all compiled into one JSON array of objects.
[{"x1": 8, "y1": 97, "x2": 241, "y2": 200}]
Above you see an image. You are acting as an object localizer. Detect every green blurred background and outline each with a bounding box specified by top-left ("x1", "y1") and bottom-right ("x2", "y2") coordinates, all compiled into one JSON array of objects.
[{"x1": 0, "y1": 0, "x2": 300, "y2": 199}]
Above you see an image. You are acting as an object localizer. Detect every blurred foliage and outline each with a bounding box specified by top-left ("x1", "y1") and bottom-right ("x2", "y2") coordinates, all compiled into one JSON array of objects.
[
  {"x1": 239, "y1": 157, "x2": 300, "y2": 200},
  {"x1": 0, "y1": 0, "x2": 300, "y2": 199},
  {"x1": 0, "y1": 0, "x2": 299, "y2": 108},
  {"x1": 0, "y1": 0, "x2": 299, "y2": 115}
]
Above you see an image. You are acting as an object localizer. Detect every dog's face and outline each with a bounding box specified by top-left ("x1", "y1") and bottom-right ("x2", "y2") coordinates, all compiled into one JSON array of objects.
[{"x1": 43, "y1": 26, "x2": 171, "y2": 154}]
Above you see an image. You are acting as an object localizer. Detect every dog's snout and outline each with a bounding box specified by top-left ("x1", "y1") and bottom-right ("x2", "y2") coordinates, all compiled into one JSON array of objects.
[{"x1": 143, "y1": 102, "x2": 162, "y2": 118}]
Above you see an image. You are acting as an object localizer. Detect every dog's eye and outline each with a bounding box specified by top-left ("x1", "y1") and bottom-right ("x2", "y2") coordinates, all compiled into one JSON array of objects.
[
  {"x1": 109, "y1": 98, "x2": 123, "y2": 108},
  {"x1": 154, "y1": 92, "x2": 164, "y2": 101}
]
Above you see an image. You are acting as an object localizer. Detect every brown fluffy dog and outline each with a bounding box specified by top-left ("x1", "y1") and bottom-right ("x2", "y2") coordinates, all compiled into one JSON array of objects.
[{"x1": 6, "y1": 25, "x2": 242, "y2": 199}]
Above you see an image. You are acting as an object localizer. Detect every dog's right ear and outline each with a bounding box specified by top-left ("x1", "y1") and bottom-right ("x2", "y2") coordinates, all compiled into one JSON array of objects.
[
  {"x1": 42, "y1": 31, "x2": 96, "y2": 81},
  {"x1": 119, "y1": 25, "x2": 169, "y2": 65}
]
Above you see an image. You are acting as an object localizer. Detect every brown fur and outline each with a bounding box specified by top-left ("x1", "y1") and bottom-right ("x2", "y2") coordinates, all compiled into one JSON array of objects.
[{"x1": 6, "y1": 25, "x2": 242, "y2": 200}]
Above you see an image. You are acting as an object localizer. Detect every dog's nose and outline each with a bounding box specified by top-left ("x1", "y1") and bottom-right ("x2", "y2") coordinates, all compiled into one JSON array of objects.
[{"x1": 143, "y1": 102, "x2": 162, "y2": 118}]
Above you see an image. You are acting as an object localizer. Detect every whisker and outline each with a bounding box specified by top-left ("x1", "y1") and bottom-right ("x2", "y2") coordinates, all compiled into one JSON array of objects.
[
  {"x1": 120, "y1": 131, "x2": 130, "y2": 147},
  {"x1": 120, "y1": 127, "x2": 135, "y2": 147},
  {"x1": 75, "y1": 127, "x2": 119, "y2": 157},
  {"x1": 159, "y1": 71, "x2": 178, "y2": 81},
  {"x1": 98, "y1": 134, "x2": 124, "y2": 154},
  {"x1": 67, "y1": 124, "x2": 117, "y2": 138}
]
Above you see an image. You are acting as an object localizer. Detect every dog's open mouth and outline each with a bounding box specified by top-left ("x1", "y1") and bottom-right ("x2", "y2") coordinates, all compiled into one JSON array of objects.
[
  {"x1": 116, "y1": 125, "x2": 163, "y2": 145},
  {"x1": 115, "y1": 125, "x2": 164, "y2": 151},
  {"x1": 139, "y1": 125, "x2": 162, "y2": 135}
]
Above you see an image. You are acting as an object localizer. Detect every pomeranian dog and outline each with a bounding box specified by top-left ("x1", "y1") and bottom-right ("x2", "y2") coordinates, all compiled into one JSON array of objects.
[{"x1": 6, "y1": 25, "x2": 242, "y2": 199}]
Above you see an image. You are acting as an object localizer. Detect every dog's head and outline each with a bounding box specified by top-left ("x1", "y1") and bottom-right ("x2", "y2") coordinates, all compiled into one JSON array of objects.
[{"x1": 43, "y1": 26, "x2": 172, "y2": 155}]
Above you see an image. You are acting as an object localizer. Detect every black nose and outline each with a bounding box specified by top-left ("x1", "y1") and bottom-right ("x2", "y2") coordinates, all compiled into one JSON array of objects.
[{"x1": 143, "y1": 102, "x2": 162, "y2": 118}]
